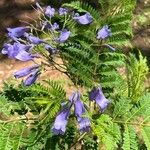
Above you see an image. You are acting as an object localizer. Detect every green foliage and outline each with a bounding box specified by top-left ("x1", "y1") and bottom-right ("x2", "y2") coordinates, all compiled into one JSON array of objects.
[
  {"x1": 127, "y1": 53, "x2": 149, "y2": 103},
  {"x1": 1, "y1": 0, "x2": 150, "y2": 150},
  {"x1": 92, "y1": 114, "x2": 121, "y2": 150},
  {"x1": 92, "y1": 51, "x2": 150, "y2": 150},
  {"x1": 83, "y1": 135, "x2": 98, "y2": 150},
  {"x1": 60, "y1": 0, "x2": 135, "y2": 90},
  {"x1": 122, "y1": 125, "x2": 138, "y2": 150},
  {"x1": 141, "y1": 127, "x2": 150, "y2": 150},
  {"x1": 0, "y1": 80, "x2": 67, "y2": 150}
]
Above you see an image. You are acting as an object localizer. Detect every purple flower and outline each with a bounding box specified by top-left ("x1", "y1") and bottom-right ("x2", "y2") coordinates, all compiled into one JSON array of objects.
[
  {"x1": 89, "y1": 86, "x2": 110, "y2": 112},
  {"x1": 59, "y1": 7, "x2": 68, "y2": 15},
  {"x1": 52, "y1": 106, "x2": 70, "y2": 135},
  {"x1": 42, "y1": 21, "x2": 51, "y2": 30},
  {"x1": 105, "y1": 44, "x2": 116, "y2": 51},
  {"x1": 74, "y1": 92, "x2": 85, "y2": 117},
  {"x1": 14, "y1": 65, "x2": 39, "y2": 78},
  {"x1": 42, "y1": 22, "x2": 59, "y2": 31},
  {"x1": 45, "y1": 44, "x2": 57, "y2": 55},
  {"x1": 56, "y1": 29, "x2": 71, "y2": 43},
  {"x1": 51, "y1": 22, "x2": 59, "y2": 30},
  {"x1": 15, "y1": 50, "x2": 37, "y2": 61},
  {"x1": 24, "y1": 33, "x2": 44, "y2": 44},
  {"x1": 73, "y1": 91, "x2": 91, "y2": 132},
  {"x1": 7, "y1": 27, "x2": 29, "y2": 39},
  {"x1": 73, "y1": 13, "x2": 93, "y2": 25},
  {"x1": 77, "y1": 117, "x2": 91, "y2": 132},
  {"x1": 24, "y1": 69, "x2": 40, "y2": 86},
  {"x1": 97, "y1": 25, "x2": 112, "y2": 39},
  {"x1": 45, "y1": 6, "x2": 55, "y2": 18},
  {"x1": 1, "y1": 43, "x2": 35, "y2": 61}
]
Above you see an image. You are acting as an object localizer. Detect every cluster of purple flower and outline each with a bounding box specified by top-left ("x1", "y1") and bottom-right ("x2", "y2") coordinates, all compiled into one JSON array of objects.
[
  {"x1": 1, "y1": 3, "x2": 114, "y2": 86},
  {"x1": 1, "y1": 3, "x2": 112, "y2": 135},
  {"x1": 52, "y1": 86, "x2": 109, "y2": 135}
]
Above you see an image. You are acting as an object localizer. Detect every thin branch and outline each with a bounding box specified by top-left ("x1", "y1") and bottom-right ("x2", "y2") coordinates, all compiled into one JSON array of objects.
[{"x1": 113, "y1": 120, "x2": 150, "y2": 127}]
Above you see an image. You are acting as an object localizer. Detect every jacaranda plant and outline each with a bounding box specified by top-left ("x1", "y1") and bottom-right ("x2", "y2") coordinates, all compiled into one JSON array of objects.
[{"x1": 0, "y1": 0, "x2": 150, "y2": 150}]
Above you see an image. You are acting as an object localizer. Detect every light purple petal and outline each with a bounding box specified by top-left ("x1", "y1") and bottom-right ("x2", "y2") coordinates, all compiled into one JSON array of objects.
[
  {"x1": 45, "y1": 44, "x2": 57, "y2": 54},
  {"x1": 1, "y1": 42, "x2": 33, "y2": 60},
  {"x1": 74, "y1": 92, "x2": 86, "y2": 117},
  {"x1": 7, "y1": 27, "x2": 29, "y2": 39},
  {"x1": 59, "y1": 7, "x2": 68, "y2": 15},
  {"x1": 97, "y1": 25, "x2": 112, "y2": 39},
  {"x1": 56, "y1": 29, "x2": 71, "y2": 43},
  {"x1": 15, "y1": 50, "x2": 34, "y2": 61},
  {"x1": 51, "y1": 22, "x2": 59, "y2": 30},
  {"x1": 52, "y1": 107, "x2": 70, "y2": 135},
  {"x1": 77, "y1": 117, "x2": 91, "y2": 132},
  {"x1": 25, "y1": 33, "x2": 44, "y2": 44},
  {"x1": 14, "y1": 65, "x2": 39, "y2": 78},
  {"x1": 45, "y1": 6, "x2": 55, "y2": 18},
  {"x1": 73, "y1": 13, "x2": 93, "y2": 25},
  {"x1": 89, "y1": 86, "x2": 110, "y2": 112},
  {"x1": 24, "y1": 69, "x2": 39, "y2": 86}
]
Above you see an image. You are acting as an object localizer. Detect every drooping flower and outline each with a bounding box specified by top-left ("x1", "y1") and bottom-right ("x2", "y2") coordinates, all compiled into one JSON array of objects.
[
  {"x1": 73, "y1": 91, "x2": 91, "y2": 132},
  {"x1": 97, "y1": 25, "x2": 112, "y2": 39},
  {"x1": 56, "y1": 29, "x2": 71, "y2": 43},
  {"x1": 45, "y1": 6, "x2": 55, "y2": 18},
  {"x1": 24, "y1": 69, "x2": 40, "y2": 86},
  {"x1": 59, "y1": 7, "x2": 68, "y2": 15},
  {"x1": 74, "y1": 91, "x2": 85, "y2": 117},
  {"x1": 89, "y1": 86, "x2": 110, "y2": 112},
  {"x1": 52, "y1": 106, "x2": 71, "y2": 135},
  {"x1": 105, "y1": 44, "x2": 116, "y2": 51},
  {"x1": 77, "y1": 117, "x2": 91, "y2": 132},
  {"x1": 14, "y1": 65, "x2": 39, "y2": 78},
  {"x1": 7, "y1": 27, "x2": 29, "y2": 39},
  {"x1": 1, "y1": 43, "x2": 35, "y2": 61},
  {"x1": 24, "y1": 33, "x2": 44, "y2": 44},
  {"x1": 73, "y1": 13, "x2": 93, "y2": 25},
  {"x1": 45, "y1": 44, "x2": 57, "y2": 55}
]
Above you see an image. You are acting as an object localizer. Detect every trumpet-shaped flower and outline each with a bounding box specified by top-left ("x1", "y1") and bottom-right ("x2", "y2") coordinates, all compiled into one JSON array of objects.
[
  {"x1": 89, "y1": 86, "x2": 110, "y2": 112},
  {"x1": 56, "y1": 29, "x2": 71, "y2": 43},
  {"x1": 45, "y1": 6, "x2": 55, "y2": 18},
  {"x1": 52, "y1": 106, "x2": 71, "y2": 135},
  {"x1": 59, "y1": 7, "x2": 68, "y2": 15},
  {"x1": 14, "y1": 65, "x2": 39, "y2": 78},
  {"x1": 7, "y1": 27, "x2": 29, "y2": 39},
  {"x1": 73, "y1": 13, "x2": 93, "y2": 25},
  {"x1": 24, "y1": 69, "x2": 40, "y2": 86},
  {"x1": 1, "y1": 43, "x2": 35, "y2": 61},
  {"x1": 45, "y1": 44, "x2": 57, "y2": 55},
  {"x1": 24, "y1": 33, "x2": 44, "y2": 44},
  {"x1": 74, "y1": 91, "x2": 86, "y2": 117},
  {"x1": 77, "y1": 117, "x2": 91, "y2": 132},
  {"x1": 97, "y1": 25, "x2": 111, "y2": 39},
  {"x1": 74, "y1": 91, "x2": 91, "y2": 132}
]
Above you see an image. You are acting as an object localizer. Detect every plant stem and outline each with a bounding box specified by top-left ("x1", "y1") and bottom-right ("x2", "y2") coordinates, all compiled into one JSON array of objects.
[
  {"x1": 113, "y1": 120, "x2": 150, "y2": 127},
  {"x1": 70, "y1": 133, "x2": 87, "y2": 149}
]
